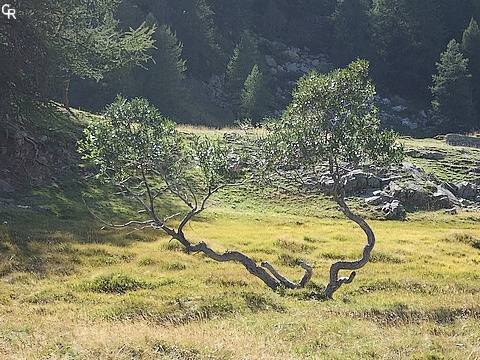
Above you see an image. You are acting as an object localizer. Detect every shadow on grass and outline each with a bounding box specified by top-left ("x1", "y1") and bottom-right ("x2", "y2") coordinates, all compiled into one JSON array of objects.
[
  {"x1": 0, "y1": 176, "x2": 189, "y2": 277},
  {"x1": 344, "y1": 304, "x2": 480, "y2": 326}
]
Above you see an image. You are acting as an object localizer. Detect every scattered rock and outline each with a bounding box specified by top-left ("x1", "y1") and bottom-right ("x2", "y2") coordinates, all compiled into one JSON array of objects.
[
  {"x1": 446, "y1": 133, "x2": 480, "y2": 148},
  {"x1": 406, "y1": 149, "x2": 446, "y2": 160},
  {"x1": 382, "y1": 200, "x2": 405, "y2": 220},
  {"x1": 265, "y1": 55, "x2": 277, "y2": 68},
  {"x1": 0, "y1": 179, "x2": 15, "y2": 193},
  {"x1": 456, "y1": 181, "x2": 477, "y2": 200},
  {"x1": 365, "y1": 195, "x2": 384, "y2": 206},
  {"x1": 341, "y1": 170, "x2": 382, "y2": 194},
  {"x1": 401, "y1": 118, "x2": 418, "y2": 130},
  {"x1": 444, "y1": 208, "x2": 457, "y2": 215},
  {"x1": 433, "y1": 186, "x2": 460, "y2": 209},
  {"x1": 392, "y1": 105, "x2": 407, "y2": 112}
]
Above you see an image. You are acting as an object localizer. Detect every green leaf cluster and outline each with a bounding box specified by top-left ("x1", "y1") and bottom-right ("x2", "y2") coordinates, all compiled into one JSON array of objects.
[
  {"x1": 80, "y1": 96, "x2": 180, "y2": 183},
  {"x1": 265, "y1": 60, "x2": 403, "y2": 171},
  {"x1": 80, "y1": 97, "x2": 250, "y2": 206},
  {"x1": 0, "y1": 0, "x2": 155, "y2": 112},
  {"x1": 191, "y1": 135, "x2": 247, "y2": 191}
]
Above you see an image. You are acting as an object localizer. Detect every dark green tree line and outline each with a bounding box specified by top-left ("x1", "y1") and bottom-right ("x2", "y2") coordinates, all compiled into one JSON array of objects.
[
  {"x1": 0, "y1": 0, "x2": 155, "y2": 117},
  {"x1": 461, "y1": 18, "x2": 480, "y2": 126},
  {"x1": 10, "y1": 0, "x2": 476, "y2": 130}
]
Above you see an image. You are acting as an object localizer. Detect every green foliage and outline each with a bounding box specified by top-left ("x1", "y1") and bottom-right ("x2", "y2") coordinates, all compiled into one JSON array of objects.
[
  {"x1": 226, "y1": 31, "x2": 260, "y2": 97},
  {"x1": 80, "y1": 96, "x2": 180, "y2": 183},
  {"x1": 124, "y1": 23, "x2": 187, "y2": 120},
  {"x1": 265, "y1": 60, "x2": 403, "y2": 171},
  {"x1": 431, "y1": 40, "x2": 476, "y2": 131},
  {"x1": 461, "y1": 18, "x2": 480, "y2": 127},
  {"x1": 80, "y1": 96, "x2": 250, "y2": 224},
  {"x1": 191, "y1": 134, "x2": 248, "y2": 190},
  {"x1": 369, "y1": 0, "x2": 445, "y2": 99},
  {"x1": 0, "y1": 0, "x2": 155, "y2": 111},
  {"x1": 239, "y1": 64, "x2": 267, "y2": 121},
  {"x1": 332, "y1": 0, "x2": 372, "y2": 66},
  {"x1": 166, "y1": 0, "x2": 223, "y2": 77}
]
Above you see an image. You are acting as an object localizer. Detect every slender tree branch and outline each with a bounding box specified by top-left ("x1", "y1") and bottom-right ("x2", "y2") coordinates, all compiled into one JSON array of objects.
[
  {"x1": 320, "y1": 163, "x2": 375, "y2": 298},
  {"x1": 261, "y1": 260, "x2": 313, "y2": 289}
]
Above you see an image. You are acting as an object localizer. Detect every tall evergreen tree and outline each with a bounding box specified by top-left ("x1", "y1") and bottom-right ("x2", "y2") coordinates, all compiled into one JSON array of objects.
[
  {"x1": 239, "y1": 64, "x2": 267, "y2": 122},
  {"x1": 124, "y1": 23, "x2": 187, "y2": 120},
  {"x1": 254, "y1": 0, "x2": 288, "y2": 40},
  {"x1": 0, "y1": 0, "x2": 155, "y2": 112},
  {"x1": 166, "y1": 0, "x2": 223, "y2": 77},
  {"x1": 332, "y1": 0, "x2": 372, "y2": 66},
  {"x1": 461, "y1": 18, "x2": 480, "y2": 125},
  {"x1": 225, "y1": 31, "x2": 260, "y2": 102},
  {"x1": 208, "y1": 0, "x2": 255, "y2": 44},
  {"x1": 431, "y1": 39, "x2": 476, "y2": 131},
  {"x1": 370, "y1": 0, "x2": 445, "y2": 100}
]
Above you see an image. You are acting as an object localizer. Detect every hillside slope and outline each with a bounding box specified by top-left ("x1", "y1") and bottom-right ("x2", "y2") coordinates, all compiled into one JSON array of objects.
[{"x1": 0, "y1": 108, "x2": 480, "y2": 359}]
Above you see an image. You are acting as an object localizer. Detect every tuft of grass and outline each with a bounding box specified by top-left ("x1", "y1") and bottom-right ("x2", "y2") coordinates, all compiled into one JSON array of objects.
[
  {"x1": 137, "y1": 257, "x2": 157, "y2": 266},
  {"x1": 275, "y1": 252, "x2": 298, "y2": 267},
  {"x1": 161, "y1": 240, "x2": 187, "y2": 252},
  {"x1": 241, "y1": 292, "x2": 285, "y2": 313},
  {"x1": 164, "y1": 262, "x2": 187, "y2": 271},
  {"x1": 81, "y1": 273, "x2": 154, "y2": 294},
  {"x1": 447, "y1": 232, "x2": 480, "y2": 249},
  {"x1": 274, "y1": 239, "x2": 314, "y2": 253},
  {"x1": 152, "y1": 341, "x2": 200, "y2": 359},
  {"x1": 370, "y1": 251, "x2": 404, "y2": 263},
  {"x1": 320, "y1": 251, "x2": 349, "y2": 260}
]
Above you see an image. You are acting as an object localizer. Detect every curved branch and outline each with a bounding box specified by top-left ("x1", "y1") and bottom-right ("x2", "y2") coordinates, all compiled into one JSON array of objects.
[
  {"x1": 261, "y1": 260, "x2": 313, "y2": 289},
  {"x1": 323, "y1": 193, "x2": 375, "y2": 299},
  {"x1": 171, "y1": 233, "x2": 280, "y2": 290},
  {"x1": 87, "y1": 171, "x2": 315, "y2": 294}
]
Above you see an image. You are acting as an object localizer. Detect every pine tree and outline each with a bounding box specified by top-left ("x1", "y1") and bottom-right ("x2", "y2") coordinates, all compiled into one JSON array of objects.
[
  {"x1": 239, "y1": 64, "x2": 265, "y2": 121},
  {"x1": 370, "y1": 0, "x2": 445, "y2": 100},
  {"x1": 461, "y1": 18, "x2": 480, "y2": 127},
  {"x1": 127, "y1": 23, "x2": 187, "y2": 120},
  {"x1": 226, "y1": 31, "x2": 260, "y2": 98},
  {"x1": 332, "y1": 0, "x2": 372, "y2": 66},
  {"x1": 0, "y1": 0, "x2": 155, "y2": 111},
  {"x1": 166, "y1": 0, "x2": 223, "y2": 77},
  {"x1": 431, "y1": 39, "x2": 476, "y2": 131}
]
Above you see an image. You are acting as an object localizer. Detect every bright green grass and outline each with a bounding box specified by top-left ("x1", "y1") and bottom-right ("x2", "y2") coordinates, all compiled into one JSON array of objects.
[{"x1": 402, "y1": 137, "x2": 480, "y2": 183}]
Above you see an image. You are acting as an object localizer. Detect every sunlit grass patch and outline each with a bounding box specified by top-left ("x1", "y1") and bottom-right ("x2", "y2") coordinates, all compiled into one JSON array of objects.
[{"x1": 2, "y1": 131, "x2": 480, "y2": 358}]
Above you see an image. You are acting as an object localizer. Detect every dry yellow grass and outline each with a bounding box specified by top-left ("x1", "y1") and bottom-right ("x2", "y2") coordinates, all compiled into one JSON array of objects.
[{"x1": 1, "y1": 203, "x2": 480, "y2": 359}]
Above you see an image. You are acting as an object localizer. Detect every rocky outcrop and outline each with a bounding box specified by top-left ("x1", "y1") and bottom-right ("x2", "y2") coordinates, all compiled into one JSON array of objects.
[
  {"x1": 301, "y1": 161, "x2": 479, "y2": 219},
  {"x1": 445, "y1": 134, "x2": 480, "y2": 148},
  {"x1": 0, "y1": 110, "x2": 82, "y2": 192},
  {"x1": 205, "y1": 38, "x2": 333, "y2": 117}
]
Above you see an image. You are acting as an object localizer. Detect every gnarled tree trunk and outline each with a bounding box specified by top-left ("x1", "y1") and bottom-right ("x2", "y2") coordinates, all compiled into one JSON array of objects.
[{"x1": 319, "y1": 160, "x2": 375, "y2": 299}]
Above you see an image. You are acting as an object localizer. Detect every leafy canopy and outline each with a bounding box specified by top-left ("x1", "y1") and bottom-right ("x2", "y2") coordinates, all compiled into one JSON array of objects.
[
  {"x1": 80, "y1": 96, "x2": 180, "y2": 182},
  {"x1": 80, "y1": 96, "x2": 249, "y2": 202},
  {"x1": 265, "y1": 59, "x2": 403, "y2": 172}
]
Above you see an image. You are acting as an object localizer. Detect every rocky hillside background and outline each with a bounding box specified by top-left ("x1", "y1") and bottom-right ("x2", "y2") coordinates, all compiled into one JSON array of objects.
[{"x1": 1, "y1": 109, "x2": 479, "y2": 219}]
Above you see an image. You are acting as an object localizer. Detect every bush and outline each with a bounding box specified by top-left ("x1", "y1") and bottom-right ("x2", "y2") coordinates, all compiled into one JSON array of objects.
[{"x1": 83, "y1": 273, "x2": 153, "y2": 294}]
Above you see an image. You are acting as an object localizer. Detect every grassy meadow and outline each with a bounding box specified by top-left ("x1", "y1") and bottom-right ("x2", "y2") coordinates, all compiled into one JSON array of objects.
[{"x1": 1, "y1": 125, "x2": 480, "y2": 359}]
